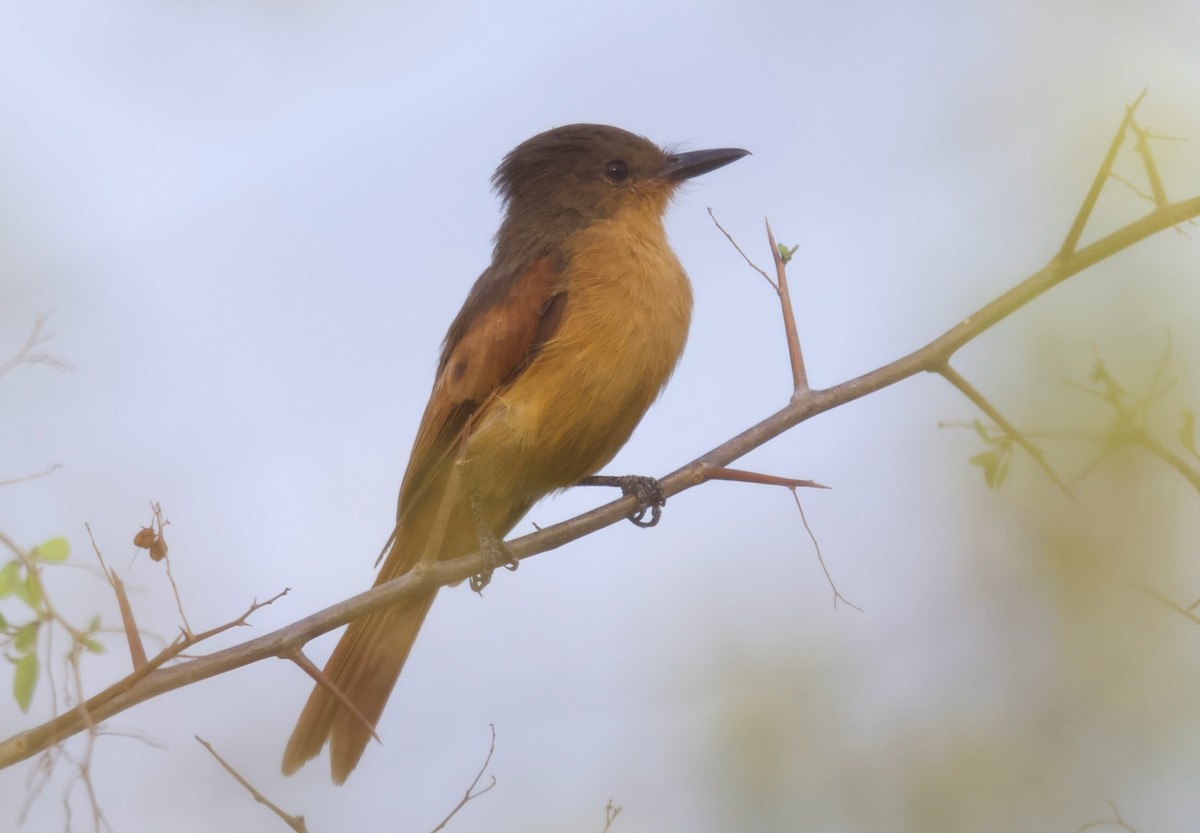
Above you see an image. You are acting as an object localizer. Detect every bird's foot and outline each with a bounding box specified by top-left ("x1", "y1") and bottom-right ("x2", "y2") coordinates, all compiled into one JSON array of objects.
[
  {"x1": 580, "y1": 474, "x2": 666, "y2": 528},
  {"x1": 469, "y1": 493, "x2": 519, "y2": 594}
]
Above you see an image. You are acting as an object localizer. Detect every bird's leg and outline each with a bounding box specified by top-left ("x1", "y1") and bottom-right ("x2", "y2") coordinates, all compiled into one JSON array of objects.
[
  {"x1": 579, "y1": 475, "x2": 666, "y2": 528},
  {"x1": 468, "y1": 492, "x2": 519, "y2": 594}
]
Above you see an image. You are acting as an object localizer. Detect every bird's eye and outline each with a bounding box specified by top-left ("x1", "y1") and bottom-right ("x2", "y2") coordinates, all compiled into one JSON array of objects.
[{"x1": 603, "y1": 160, "x2": 629, "y2": 183}]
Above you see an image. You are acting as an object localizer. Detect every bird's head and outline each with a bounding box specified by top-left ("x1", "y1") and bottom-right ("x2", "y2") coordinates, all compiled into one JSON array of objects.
[{"x1": 492, "y1": 124, "x2": 748, "y2": 245}]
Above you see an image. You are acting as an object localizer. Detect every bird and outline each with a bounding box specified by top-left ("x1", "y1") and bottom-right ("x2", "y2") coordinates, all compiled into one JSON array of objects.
[{"x1": 282, "y1": 123, "x2": 748, "y2": 783}]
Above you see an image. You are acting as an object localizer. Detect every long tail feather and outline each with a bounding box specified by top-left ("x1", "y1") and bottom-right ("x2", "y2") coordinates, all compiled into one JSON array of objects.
[{"x1": 282, "y1": 589, "x2": 437, "y2": 783}]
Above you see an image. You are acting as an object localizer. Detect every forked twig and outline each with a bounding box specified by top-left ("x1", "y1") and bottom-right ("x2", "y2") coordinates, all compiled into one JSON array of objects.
[
  {"x1": 429, "y1": 725, "x2": 498, "y2": 833},
  {"x1": 790, "y1": 489, "x2": 861, "y2": 612},
  {"x1": 1060, "y1": 89, "x2": 1146, "y2": 261}
]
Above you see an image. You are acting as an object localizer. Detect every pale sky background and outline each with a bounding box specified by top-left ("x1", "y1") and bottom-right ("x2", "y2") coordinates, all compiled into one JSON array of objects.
[{"x1": 3, "y1": 2, "x2": 1200, "y2": 832}]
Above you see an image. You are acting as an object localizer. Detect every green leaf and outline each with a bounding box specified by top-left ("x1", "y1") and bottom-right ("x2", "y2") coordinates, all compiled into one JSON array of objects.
[
  {"x1": 777, "y1": 243, "x2": 799, "y2": 263},
  {"x1": 1181, "y1": 410, "x2": 1197, "y2": 456},
  {"x1": 82, "y1": 638, "x2": 106, "y2": 655},
  {"x1": 13, "y1": 652, "x2": 38, "y2": 712},
  {"x1": 13, "y1": 621, "x2": 40, "y2": 653},
  {"x1": 969, "y1": 451, "x2": 1006, "y2": 489},
  {"x1": 0, "y1": 610, "x2": 7, "y2": 629},
  {"x1": 993, "y1": 454, "x2": 1011, "y2": 488},
  {"x1": 969, "y1": 451, "x2": 996, "y2": 469},
  {"x1": 972, "y1": 419, "x2": 990, "y2": 443},
  {"x1": 14, "y1": 571, "x2": 43, "y2": 610},
  {"x1": 0, "y1": 561, "x2": 19, "y2": 599},
  {"x1": 87, "y1": 615, "x2": 102, "y2": 633},
  {"x1": 33, "y1": 537, "x2": 70, "y2": 562}
]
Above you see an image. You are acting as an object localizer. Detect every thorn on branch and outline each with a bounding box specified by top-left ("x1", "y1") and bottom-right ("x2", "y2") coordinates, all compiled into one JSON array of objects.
[
  {"x1": 702, "y1": 465, "x2": 829, "y2": 491},
  {"x1": 287, "y1": 648, "x2": 381, "y2": 745},
  {"x1": 764, "y1": 218, "x2": 808, "y2": 392},
  {"x1": 707, "y1": 209, "x2": 808, "y2": 392}
]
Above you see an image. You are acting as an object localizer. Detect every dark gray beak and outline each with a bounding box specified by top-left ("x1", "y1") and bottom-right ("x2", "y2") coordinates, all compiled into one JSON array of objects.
[{"x1": 662, "y1": 147, "x2": 750, "y2": 181}]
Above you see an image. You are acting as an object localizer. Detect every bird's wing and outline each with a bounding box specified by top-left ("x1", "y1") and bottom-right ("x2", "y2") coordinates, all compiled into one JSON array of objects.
[{"x1": 392, "y1": 254, "x2": 566, "y2": 541}]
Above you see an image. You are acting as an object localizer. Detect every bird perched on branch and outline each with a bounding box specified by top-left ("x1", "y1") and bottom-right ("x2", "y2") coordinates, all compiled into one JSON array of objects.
[{"x1": 282, "y1": 123, "x2": 747, "y2": 783}]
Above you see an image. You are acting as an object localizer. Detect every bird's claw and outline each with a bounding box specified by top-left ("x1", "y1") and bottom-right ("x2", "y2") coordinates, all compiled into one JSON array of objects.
[
  {"x1": 470, "y1": 493, "x2": 519, "y2": 594},
  {"x1": 616, "y1": 475, "x2": 665, "y2": 528}
]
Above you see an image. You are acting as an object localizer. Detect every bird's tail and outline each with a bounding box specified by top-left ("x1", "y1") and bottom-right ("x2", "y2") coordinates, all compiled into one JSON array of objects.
[{"x1": 281, "y1": 587, "x2": 437, "y2": 783}]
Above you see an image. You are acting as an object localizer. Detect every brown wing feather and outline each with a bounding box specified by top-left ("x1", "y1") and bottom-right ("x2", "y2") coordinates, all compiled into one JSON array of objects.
[
  {"x1": 390, "y1": 254, "x2": 566, "y2": 565},
  {"x1": 283, "y1": 254, "x2": 568, "y2": 781}
]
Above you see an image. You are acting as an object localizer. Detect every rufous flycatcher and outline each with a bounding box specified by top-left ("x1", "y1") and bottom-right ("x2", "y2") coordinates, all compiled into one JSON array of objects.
[{"x1": 283, "y1": 124, "x2": 747, "y2": 782}]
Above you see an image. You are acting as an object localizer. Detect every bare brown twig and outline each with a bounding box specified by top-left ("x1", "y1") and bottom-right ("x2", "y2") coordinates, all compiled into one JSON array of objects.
[
  {"x1": 196, "y1": 736, "x2": 308, "y2": 832},
  {"x1": 937, "y1": 363, "x2": 1073, "y2": 496},
  {"x1": 1079, "y1": 800, "x2": 1142, "y2": 833},
  {"x1": 600, "y1": 799, "x2": 622, "y2": 833},
  {"x1": 0, "y1": 463, "x2": 63, "y2": 488},
  {"x1": 790, "y1": 489, "x2": 861, "y2": 612},
  {"x1": 429, "y1": 725, "x2": 498, "y2": 833},
  {"x1": 0, "y1": 315, "x2": 73, "y2": 379}
]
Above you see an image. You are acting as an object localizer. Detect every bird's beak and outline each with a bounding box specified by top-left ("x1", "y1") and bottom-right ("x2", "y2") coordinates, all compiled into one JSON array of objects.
[{"x1": 662, "y1": 147, "x2": 750, "y2": 182}]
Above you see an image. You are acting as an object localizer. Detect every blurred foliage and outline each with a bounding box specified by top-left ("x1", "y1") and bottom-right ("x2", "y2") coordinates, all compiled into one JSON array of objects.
[
  {"x1": 689, "y1": 283, "x2": 1200, "y2": 832},
  {"x1": 1, "y1": 536, "x2": 106, "y2": 714}
]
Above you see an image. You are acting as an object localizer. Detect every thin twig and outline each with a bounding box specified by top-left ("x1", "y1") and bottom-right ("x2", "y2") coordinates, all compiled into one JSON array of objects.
[
  {"x1": 937, "y1": 363, "x2": 1073, "y2": 497},
  {"x1": 790, "y1": 489, "x2": 861, "y2": 612},
  {"x1": 1078, "y1": 799, "x2": 1142, "y2": 833},
  {"x1": 162, "y1": 556, "x2": 191, "y2": 636},
  {"x1": 1130, "y1": 117, "x2": 1168, "y2": 208},
  {"x1": 0, "y1": 315, "x2": 73, "y2": 379},
  {"x1": 1138, "y1": 584, "x2": 1200, "y2": 626},
  {"x1": 429, "y1": 725, "x2": 498, "y2": 833},
  {"x1": 1059, "y1": 89, "x2": 1145, "y2": 261},
  {"x1": 707, "y1": 208, "x2": 775, "y2": 287},
  {"x1": 196, "y1": 736, "x2": 308, "y2": 833},
  {"x1": 1107, "y1": 172, "x2": 1155, "y2": 204},
  {"x1": 601, "y1": 799, "x2": 622, "y2": 833},
  {"x1": 1132, "y1": 431, "x2": 1200, "y2": 493},
  {"x1": 0, "y1": 463, "x2": 63, "y2": 487}
]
